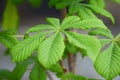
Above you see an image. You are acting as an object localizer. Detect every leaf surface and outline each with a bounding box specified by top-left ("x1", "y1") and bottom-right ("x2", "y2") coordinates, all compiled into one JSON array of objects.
[
  {"x1": 11, "y1": 32, "x2": 46, "y2": 62},
  {"x1": 38, "y1": 33, "x2": 65, "y2": 68},
  {"x1": 64, "y1": 31, "x2": 101, "y2": 62},
  {"x1": 95, "y1": 42, "x2": 120, "y2": 80}
]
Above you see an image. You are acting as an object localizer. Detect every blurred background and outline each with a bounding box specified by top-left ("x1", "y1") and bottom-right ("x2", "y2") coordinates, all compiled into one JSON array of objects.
[{"x1": 0, "y1": 0, "x2": 120, "y2": 80}]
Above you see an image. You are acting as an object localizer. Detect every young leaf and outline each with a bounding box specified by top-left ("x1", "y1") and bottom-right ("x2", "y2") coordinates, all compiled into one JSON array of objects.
[
  {"x1": 89, "y1": 28, "x2": 114, "y2": 38},
  {"x1": 11, "y1": 32, "x2": 46, "y2": 62},
  {"x1": 9, "y1": 62, "x2": 29, "y2": 80},
  {"x1": 83, "y1": 4, "x2": 115, "y2": 23},
  {"x1": 77, "y1": 5, "x2": 97, "y2": 19},
  {"x1": 95, "y1": 42, "x2": 120, "y2": 80},
  {"x1": 61, "y1": 16, "x2": 81, "y2": 29},
  {"x1": 28, "y1": 0, "x2": 42, "y2": 7},
  {"x1": 25, "y1": 24, "x2": 54, "y2": 35},
  {"x1": 38, "y1": 33, "x2": 65, "y2": 68},
  {"x1": 29, "y1": 63, "x2": 46, "y2": 80},
  {"x1": 62, "y1": 16, "x2": 107, "y2": 30},
  {"x1": 46, "y1": 17, "x2": 60, "y2": 28},
  {"x1": 0, "y1": 31, "x2": 18, "y2": 48},
  {"x1": 89, "y1": 0, "x2": 105, "y2": 8},
  {"x1": 2, "y1": 0, "x2": 19, "y2": 30},
  {"x1": 64, "y1": 31, "x2": 101, "y2": 62}
]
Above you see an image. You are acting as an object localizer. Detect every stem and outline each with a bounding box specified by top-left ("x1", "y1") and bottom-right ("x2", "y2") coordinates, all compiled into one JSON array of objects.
[
  {"x1": 61, "y1": 8, "x2": 76, "y2": 73},
  {"x1": 61, "y1": 8, "x2": 67, "y2": 19},
  {"x1": 46, "y1": 71, "x2": 54, "y2": 80},
  {"x1": 68, "y1": 53, "x2": 75, "y2": 73},
  {"x1": 59, "y1": 60, "x2": 67, "y2": 73}
]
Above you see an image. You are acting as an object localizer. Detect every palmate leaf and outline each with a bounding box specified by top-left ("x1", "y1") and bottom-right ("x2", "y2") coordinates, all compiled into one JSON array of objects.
[
  {"x1": 95, "y1": 42, "x2": 120, "y2": 80},
  {"x1": 11, "y1": 32, "x2": 46, "y2": 62},
  {"x1": 38, "y1": 33, "x2": 65, "y2": 68},
  {"x1": 83, "y1": 4, "x2": 115, "y2": 24},
  {"x1": 89, "y1": 0, "x2": 105, "y2": 8},
  {"x1": 64, "y1": 31, "x2": 101, "y2": 62},
  {"x1": 2, "y1": 0, "x2": 19, "y2": 30},
  {"x1": 29, "y1": 63, "x2": 46, "y2": 80},
  {"x1": 61, "y1": 16, "x2": 107, "y2": 30},
  {"x1": 0, "y1": 31, "x2": 18, "y2": 48}
]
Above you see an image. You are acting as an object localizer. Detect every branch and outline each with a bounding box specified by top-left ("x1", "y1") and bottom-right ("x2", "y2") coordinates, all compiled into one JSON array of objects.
[{"x1": 46, "y1": 71, "x2": 54, "y2": 80}]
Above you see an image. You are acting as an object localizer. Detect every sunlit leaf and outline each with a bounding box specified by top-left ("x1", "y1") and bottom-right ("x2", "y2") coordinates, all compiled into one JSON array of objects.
[
  {"x1": 64, "y1": 31, "x2": 101, "y2": 62},
  {"x1": 38, "y1": 33, "x2": 65, "y2": 68},
  {"x1": 11, "y1": 32, "x2": 46, "y2": 62}
]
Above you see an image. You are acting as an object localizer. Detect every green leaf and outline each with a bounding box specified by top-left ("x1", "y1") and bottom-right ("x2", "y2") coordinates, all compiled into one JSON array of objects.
[
  {"x1": 89, "y1": 0, "x2": 105, "y2": 8},
  {"x1": 25, "y1": 24, "x2": 54, "y2": 35},
  {"x1": 29, "y1": 63, "x2": 46, "y2": 80},
  {"x1": 83, "y1": 4, "x2": 115, "y2": 24},
  {"x1": 28, "y1": 0, "x2": 42, "y2": 7},
  {"x1": 2, "y1": 0, "x2": 19, "y2": 30},
  {"x1": 89, "y1": 28, "x2": 114, "y2": 38},
  {"x1": 77, "y1": 5, "x2": 97, "y2": 19},
  {"x1": 38, "y1": 33, "x2": 65, "y2": 68},
  {"x1": 0, "y1": 69, "x2": 11, "y2": 80},
  {"x1": 0, "y1": 31, "x2": 18, "y2": 48},
  {"x1": 60, "y1": 73, "x2": 87, "y2": 80},
  {"x1": 61, "y1": 16, "x2": 81, "y2": 29},
  {"x1": 62, "y1": 17, "x2": 107, "y2": 30},
  {"x1": 64, "y1": 31, "x2": 101, "y2": 62},
  {"x1": 49, "y1": 63, "x2": 64, "y2": 73},
  {"x1": 95, "y1": 42, "x2": 120, "y2": 80},
  {"x1": 9, "y1": 61, "x2": 29, "y2": 80},
  {"x1": 46, "y1": 17, "x2": 60, "y2": 28},
  {"x1": 11, "y1": 32, "x2": 46, "y2": 62},
  {"x1": 99, "y1": 39, "x2": 111, "y2": 47}
]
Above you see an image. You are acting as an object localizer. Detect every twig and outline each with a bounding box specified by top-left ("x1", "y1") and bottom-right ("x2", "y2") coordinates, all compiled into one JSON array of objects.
[
  {"x1": 46, "y1": 71, "x2": 54, "y2": 80},
  {"x1": 59, "y1": 60, "x2": 67, "y2": 73},
  {"x1": 68, "y1": 53, "x2": 75, "y2": 73},
  {"x1": 61, "y1": 8, "x2": 67, "y2": 19}
]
